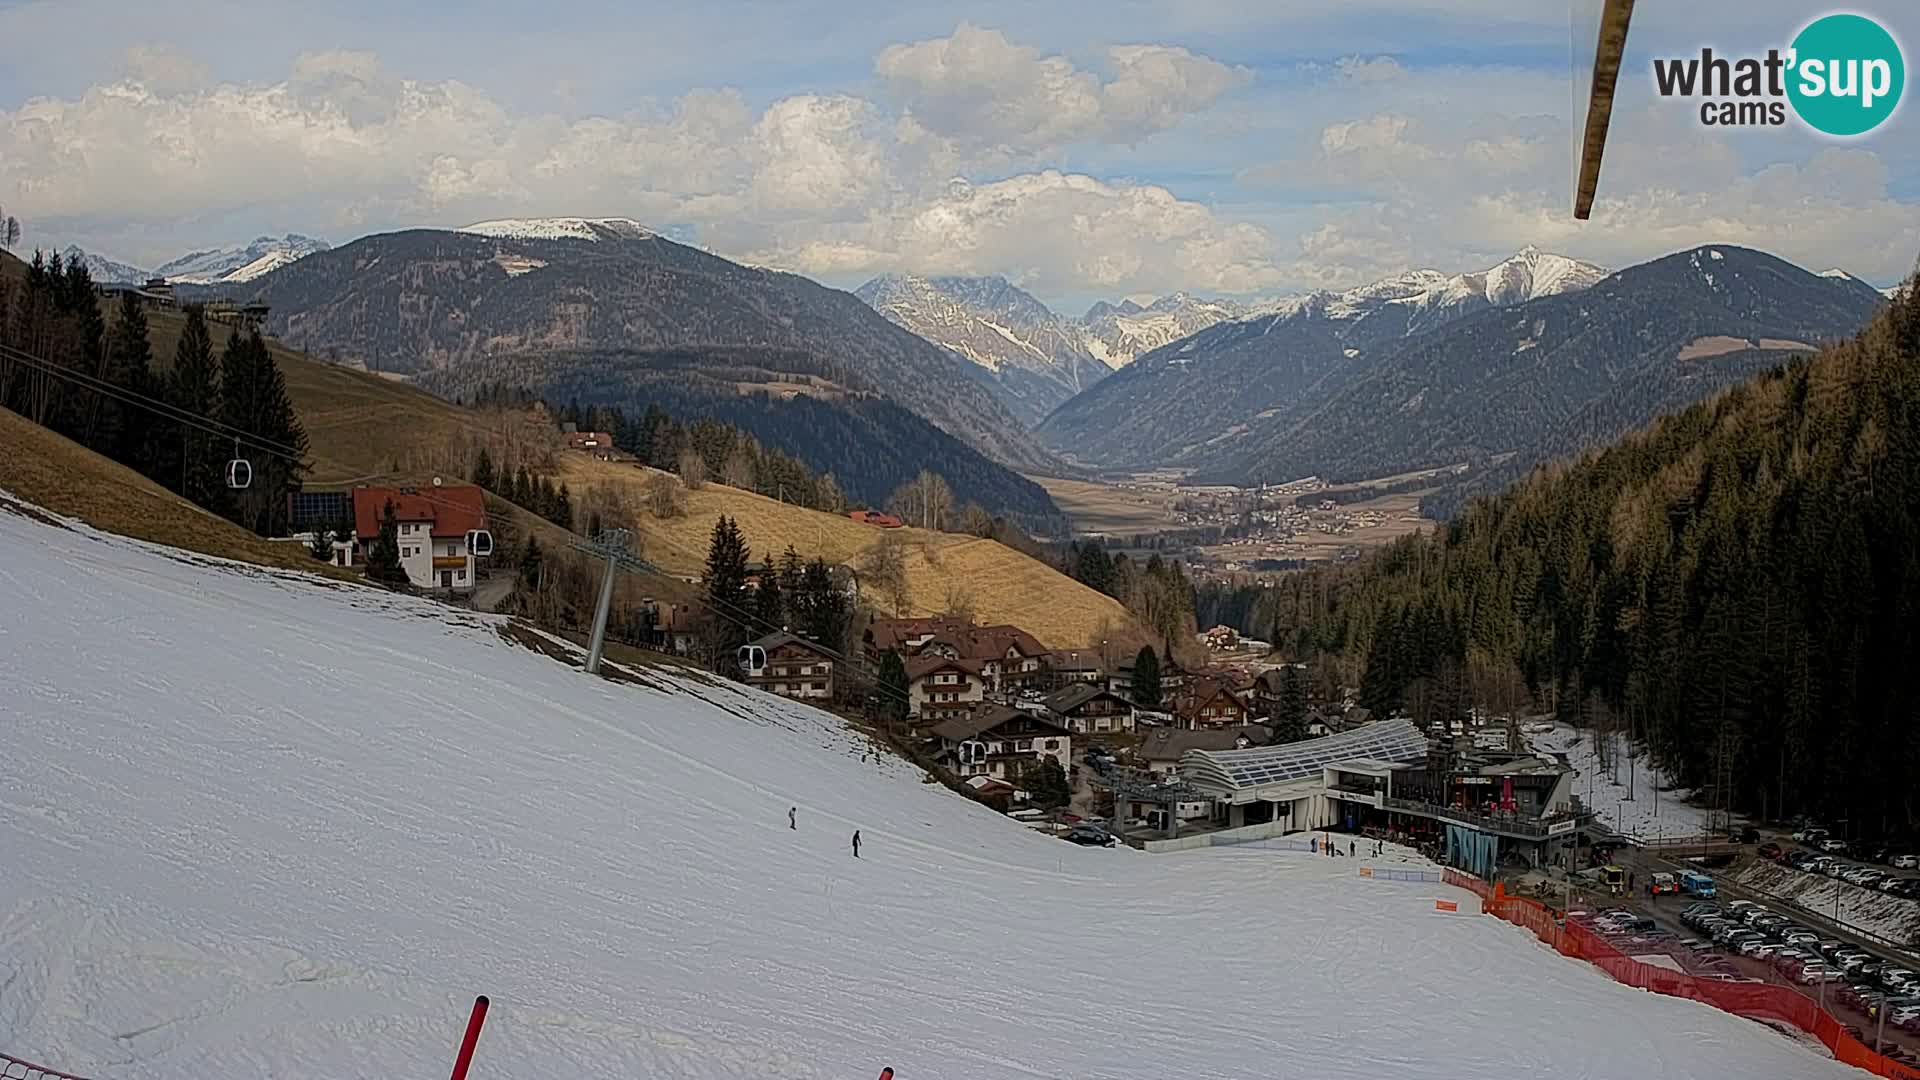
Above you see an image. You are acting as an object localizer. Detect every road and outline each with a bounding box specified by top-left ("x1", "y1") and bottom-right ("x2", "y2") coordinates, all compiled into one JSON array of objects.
[{"x1": 1589, "y1": 849, "x2": 1920, "y2": 1064}]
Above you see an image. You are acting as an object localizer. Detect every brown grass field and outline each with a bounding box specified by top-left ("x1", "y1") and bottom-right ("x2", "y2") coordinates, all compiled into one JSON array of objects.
[
  {"x1": 0, "y1": 253, "x2": 1140, "y2": 647},
  {"x1": 1030, "y1": 474, "x2": 1181, "y2": 537},
  {"x1": 556, "y1": 455, "x2": 1137, "y2": 648},
  {"x1": 0, "y1": 408, "x2": 362, "y2": 580}
]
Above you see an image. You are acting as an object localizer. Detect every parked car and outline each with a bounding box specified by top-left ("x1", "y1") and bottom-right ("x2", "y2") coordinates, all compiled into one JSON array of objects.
[
  {"x1": 1065, "y1": 824, "x2": 1116, "y2": 847},
  {"x1": 1649, "y1": 872, "x2": 1681, "y2": 897},
  {"x1": 1759, "y1": 842, "x2": 1784, "y2": 861},
  {"x1": 1893, "y1": 854, "x2": 1918, "y2": 870},
  {"x1": 1820, "y1": 838, "x2": 1851, "y2": 854}
]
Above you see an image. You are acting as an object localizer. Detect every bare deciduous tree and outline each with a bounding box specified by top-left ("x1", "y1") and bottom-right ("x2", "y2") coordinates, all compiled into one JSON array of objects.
[
  {"x1": 887, "y1": 469, "x2": 955, "y2": 532},
  {"x1": 645, "y1": 473, "x2": 687, "y2": 518},
  {"x1": 862, "y1": 532, "x2": 911, "y2": 616},
  {"x1": 677, "y1": 449, "x2": 707, "y2": 490}
]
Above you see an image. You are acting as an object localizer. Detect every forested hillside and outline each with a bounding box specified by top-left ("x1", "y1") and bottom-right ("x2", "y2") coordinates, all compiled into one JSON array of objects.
[
  {"x1": 1250, "y1": 277, "x2": 1920, "y2": 832},
  {"x1": 425, "y1": 348, "x2": 1069, "y2": 535}
]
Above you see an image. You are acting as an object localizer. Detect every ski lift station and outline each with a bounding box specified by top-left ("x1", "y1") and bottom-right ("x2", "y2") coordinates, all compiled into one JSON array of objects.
[{"x1": 1176, "y1": 719, "x2": 1592, "y2": 876}]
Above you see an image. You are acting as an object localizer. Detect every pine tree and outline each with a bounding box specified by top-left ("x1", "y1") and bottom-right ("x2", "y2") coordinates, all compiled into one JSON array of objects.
[
  {"x1": 800, "y1": 558, "x2": 851, "y2": 651},
  {"x1": 875, "y1": 649, "x2": 909, "y2": 730},
  {"x1": 1273, "y1": 665, "x2": 1308, "y2": 743},
  {"x1": 1024, "y1": 758, "x2": 1072, "y2": 810},
  {"x1": 555, "y1": 483, "x2": 574, "y2": 531},
  {"x1": 704, "y1": 516, "x2": 749, "y2": 607},
  {"x1": 214, "y1": 330, "x2": 306, "y2": 535},
  {"x1": 157, "y1": 305, "x2": 220, "y2": 503},
  {"x1": 518, "y1": 535, "x2": 545, "y2": 590},
  {"x1": 472, "y1": 446, "x2": 496, "y2": 491},
  {"x1": 754, "y1": 550, "x2": 786, "y2": 630},
  {"x1": 364, "y1": 501, "x2": 410, "y2": 585},
  {"x1": 1132, "y1": 645, "x2": 1162, "y2": 707},
  {"x1": 95, "y1": 290, "x2": 153, "y2": 464}
]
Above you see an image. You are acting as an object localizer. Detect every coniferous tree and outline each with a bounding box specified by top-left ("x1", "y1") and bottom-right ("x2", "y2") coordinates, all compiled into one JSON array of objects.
[
  {"x1": 754, "y1": 550, "x2": 786, "y2": 630},
  {"x1": 95, "y1": 290, "x2": 153, "y2": 463},
  {"x1": 472, "y1": 446, "x2": 496, "y2": 491},
  {"x1": 518, "y1": 535, "x2": 545, "y2": 591},
  {"x1": 215, "y1": 329, "x2": 306, "y2": 535},
  {"x1": 1273, "y1": 665, "x2": 1308, "y2": 743},
  {"x1": 800, "y1": 558, "x2": 851, "y2": 651},
  {"x1": 1132, "y1": 645, "x2": 1162, "y2": 708},
  {"x1": 364, "y1": 501, "x2": 410, "y2": 584},
  {"x1": 1024, "y1": 758, "x2": 1072, "y2": 810},
  {"x1": 159, "y1": 305, "x2": 221, "y2": 504},
  {"x1": 875, "y1": 648, "x2": 909, "y2": 730}
]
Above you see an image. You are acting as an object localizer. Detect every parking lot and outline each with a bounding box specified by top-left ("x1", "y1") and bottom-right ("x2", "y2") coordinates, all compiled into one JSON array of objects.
[{"x1": 1569, "y1": 884, "x2": 1920, "y2": 1067}]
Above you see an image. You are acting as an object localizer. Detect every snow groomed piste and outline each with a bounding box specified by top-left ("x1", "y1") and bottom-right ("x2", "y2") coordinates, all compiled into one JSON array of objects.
[{"x1": 0, "y1": 494, "x2": 1871, "y2": 1079}]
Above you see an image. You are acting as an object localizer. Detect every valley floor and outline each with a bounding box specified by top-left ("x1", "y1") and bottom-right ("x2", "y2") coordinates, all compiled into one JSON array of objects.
[{"x1": 0, "y1": 497, "x2": 1864, "y2": 1079}]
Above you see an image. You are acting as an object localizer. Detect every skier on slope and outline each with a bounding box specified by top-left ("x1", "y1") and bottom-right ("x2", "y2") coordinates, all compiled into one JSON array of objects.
[
  {"x1": 852, "y1": 830, "x2": 862, "y2": 858},
  {"x1": 879, "y1": 1068, "x2": 894, "y2": 1080},
  {"x1": 789, "y1": 806, "x2": 797, "y2": 830}
]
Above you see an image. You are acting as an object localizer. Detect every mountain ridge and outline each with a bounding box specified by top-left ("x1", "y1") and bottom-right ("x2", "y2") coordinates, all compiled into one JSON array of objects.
[
  {"x1": 1215, "y1": 245, "x2": 1889, "y2": 494},
  {"x1": 1037, "y1": 247, "x2": 1609, "y2": 470}
]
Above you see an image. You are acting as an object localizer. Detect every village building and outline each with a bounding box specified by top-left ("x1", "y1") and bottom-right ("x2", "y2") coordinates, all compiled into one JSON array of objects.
[
  {"x1": 1051, "y1": 653, "x2": 1105, "y2": 687},
  {"x1": 846, "y1": 509, "x2": 904, "y2": 528},
  {"x1": 906, "y1": 656, "x2": 988, "y2": 724},
  {"x1": 563, "y1": 430, "x2": 617, "y2": 459},
  {"x1": 928, "y1": 704, "x2": 1072, "y2": 787},
  {"x1": 1172, "y1": 677, "x2": 1254, "y2": 730},
  {"x1": 1043, "y1": 684, "x2": 1136, "y2": 736},
  {"x1": 869, "y1": 616, "x2": 1052, "y2": 696},
  {"x1": 1135, "y1": 725, "x2": 1273, "y2": 777},
  {"x1": 1175, "y1": 718, "x2": 1592, "y2": 874},
  {"x1": 744, "y1": 632, "x2": 835, "y2": 702},
  {"x1": 347, "y1": 483, "x2": 488, "y2": 592}
]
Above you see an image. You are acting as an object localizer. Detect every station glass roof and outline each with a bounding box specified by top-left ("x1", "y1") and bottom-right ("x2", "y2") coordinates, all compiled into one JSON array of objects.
[{"x1": 1181, "y1": 719, "x2": 1428, "y2": 792}]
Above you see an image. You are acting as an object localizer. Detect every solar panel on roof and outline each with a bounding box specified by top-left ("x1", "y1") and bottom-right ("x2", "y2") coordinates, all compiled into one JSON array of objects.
[{"x1": 1181, "y1": 719, "x2": 1427, "y2": 791}]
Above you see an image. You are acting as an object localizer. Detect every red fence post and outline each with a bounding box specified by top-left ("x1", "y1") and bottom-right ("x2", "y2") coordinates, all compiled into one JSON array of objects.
[{"x1": 450, "y1": 995, "x2": 490, "y2": 1080}]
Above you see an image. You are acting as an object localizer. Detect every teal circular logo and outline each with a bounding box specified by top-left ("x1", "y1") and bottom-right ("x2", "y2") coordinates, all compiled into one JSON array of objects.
[{"x1": 1787, "y1": 13, "x2": 1905, "y2": 136}]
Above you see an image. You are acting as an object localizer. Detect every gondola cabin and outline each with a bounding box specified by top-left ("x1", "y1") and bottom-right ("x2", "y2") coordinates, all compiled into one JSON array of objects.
[{"x1": 737, "y1": 644, "x2": 768, "y2": 677}]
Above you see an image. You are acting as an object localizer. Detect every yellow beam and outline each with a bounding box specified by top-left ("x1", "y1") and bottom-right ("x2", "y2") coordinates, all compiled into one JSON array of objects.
[{"x1": 1574, "y1": 0, "x2": 1636, "y2": 220}]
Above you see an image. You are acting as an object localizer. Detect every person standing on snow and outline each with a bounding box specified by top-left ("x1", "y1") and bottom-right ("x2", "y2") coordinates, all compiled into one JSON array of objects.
[
  {"x1": 789, "y1": 806, "x2": 797, "y2": 830},
  {"x1": 852, "y1": 830, "x2": 862, "y2": 858},
  {"x1": 878, "y1": 1069, "x2": 894, "y2": 1080}
]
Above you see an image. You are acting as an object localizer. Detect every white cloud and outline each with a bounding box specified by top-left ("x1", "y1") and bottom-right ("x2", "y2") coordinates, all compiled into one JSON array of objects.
[
  {"x1": 2, "y1": 34, "x2": 1275, "y2": 301},
  {"x1": 742, "y1": 171, "x2": 1288, "y2": 296},
  {"x1": 873, "y1": 23, "x2": 1249, "y2": 156}
]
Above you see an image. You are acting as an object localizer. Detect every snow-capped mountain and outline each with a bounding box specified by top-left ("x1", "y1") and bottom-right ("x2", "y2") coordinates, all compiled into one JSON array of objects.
[
  {"x1": 60, "y1": 246, "x2": 149, "y2": 285},
  {"x1": 154, "y1": 235, "x2": 330, "y2": 284},
  {"x1": 855, "y1": 273, "x2": 1110, "y2": 427},
  {"x1": 1039, "y1": 247, "x2": 1610, "y2": 469},
  {"x1": 458, "y1": 217, "x2": 653, "y2": 242},
  {"x1": 1076, "y1": 294, "x2": 1244, "y2": 369}
]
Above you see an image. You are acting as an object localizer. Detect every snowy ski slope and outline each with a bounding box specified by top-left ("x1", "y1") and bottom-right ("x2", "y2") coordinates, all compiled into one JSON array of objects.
[{"x1": 0, "y1": 499, "x2": 1863, "y2": 1080}]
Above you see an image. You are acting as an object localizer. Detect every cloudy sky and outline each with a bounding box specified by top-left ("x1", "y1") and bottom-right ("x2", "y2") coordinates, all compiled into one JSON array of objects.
[{"x1": 2, "y1": 0, "x2": 1915, "y2": 310}]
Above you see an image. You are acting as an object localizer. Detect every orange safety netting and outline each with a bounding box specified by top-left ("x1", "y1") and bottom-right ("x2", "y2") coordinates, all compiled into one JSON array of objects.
[{"x1": 1441, "y1": 869, "x2": 1920, "y2": 1080}]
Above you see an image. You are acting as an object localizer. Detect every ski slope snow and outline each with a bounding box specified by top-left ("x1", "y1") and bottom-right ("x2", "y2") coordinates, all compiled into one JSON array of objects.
[{"x1": 0, "y1": 500, "x2": 1861, "y2": 1080}]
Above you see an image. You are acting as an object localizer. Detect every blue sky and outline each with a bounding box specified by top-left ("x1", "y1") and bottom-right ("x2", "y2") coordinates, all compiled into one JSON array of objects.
[{"x1": 1, "y1": 0, "x2": 1914, "y2": 310}]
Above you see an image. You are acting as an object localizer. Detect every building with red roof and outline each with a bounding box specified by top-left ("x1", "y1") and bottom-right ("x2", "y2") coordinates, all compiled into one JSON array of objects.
[{"x1": 348, "y1": 482, "x2": 489, "y2": 592}]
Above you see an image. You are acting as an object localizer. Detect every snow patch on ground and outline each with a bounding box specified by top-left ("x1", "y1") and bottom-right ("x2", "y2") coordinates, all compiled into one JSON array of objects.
[
  {"x1": 1735, "y1": 862, "x2": 1920, "y2": 947},
  {"x1": 0, "y1": 502, "x2": 1862, "y2": 1080},
  {"x1": 1525, "y1": 723, "x2": 1732, "y2": 841},
  {"x1": 459, "y1": 217, "x2": 653, "y2": 242}
]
